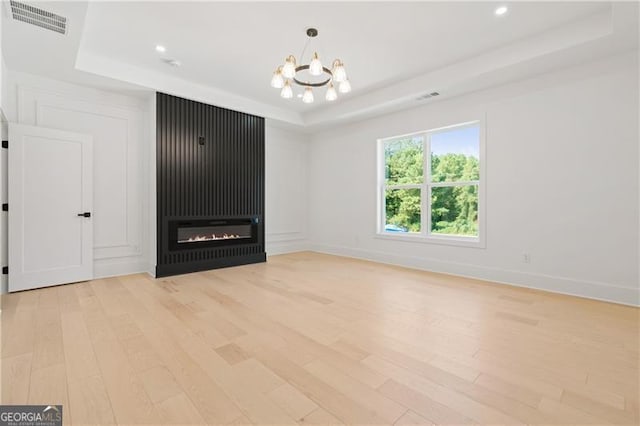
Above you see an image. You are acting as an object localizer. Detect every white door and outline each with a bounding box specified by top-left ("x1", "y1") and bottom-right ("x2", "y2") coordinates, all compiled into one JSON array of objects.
[{"x1": 8, "y1": 123, "x2": 93, "y2": 292}]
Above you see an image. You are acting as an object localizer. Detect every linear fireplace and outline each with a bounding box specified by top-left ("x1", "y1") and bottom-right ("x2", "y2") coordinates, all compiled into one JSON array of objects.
[{"x1": 169, "y1": 218, "x2": 259, "y2": 251}]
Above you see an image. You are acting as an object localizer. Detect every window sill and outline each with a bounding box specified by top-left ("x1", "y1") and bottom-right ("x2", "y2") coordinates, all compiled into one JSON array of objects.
[{"x1": 375, "y1": 232, "x2": 485, "y2": 249}]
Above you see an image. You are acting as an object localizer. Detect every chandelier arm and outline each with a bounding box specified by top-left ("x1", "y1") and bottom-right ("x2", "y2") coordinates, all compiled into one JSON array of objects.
[{"x1": 293, "y1": 65, "x2": 333, "y2": 87}]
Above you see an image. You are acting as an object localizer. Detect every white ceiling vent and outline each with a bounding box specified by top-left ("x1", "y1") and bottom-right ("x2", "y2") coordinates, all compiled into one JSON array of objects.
[
  {"x1": 416, "y1": 92, "x2": 440, "y2": 101},
  {"x1": 10, "y1": 1, "x2": 67, "y2": 35}
]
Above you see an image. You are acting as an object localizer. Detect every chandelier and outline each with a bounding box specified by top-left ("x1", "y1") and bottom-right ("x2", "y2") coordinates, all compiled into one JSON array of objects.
[{"x1": 270, "y1": 28, "x2": 351, "y2": 103}]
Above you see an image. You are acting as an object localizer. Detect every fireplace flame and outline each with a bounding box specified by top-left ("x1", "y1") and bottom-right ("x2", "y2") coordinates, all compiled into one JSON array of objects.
[{"x1": 178, "y1": 233, "x2": 245, "y2": 243}]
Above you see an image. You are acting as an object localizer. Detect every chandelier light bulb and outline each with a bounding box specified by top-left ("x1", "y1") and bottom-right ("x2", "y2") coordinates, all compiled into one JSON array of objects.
[
  {"x1": 302, "y1": 87, "x2": 314, "y2": 103},
  {"x1": 282, "y1": 55, "x2": 297, "y2": 79},
  {"x1": 309, "y1": 52, "x2": 323, "y2": 76},
  {"x1": 332, "y1": 60, "x2": 347, "y2": 82},
  {"x1": 270, "y1": 67, "x2": 284, "y2": 89},
  {"x1": 280, "y1": 80, "x2": 293, "y2": 99},
  {"x1": 338, "y1": 79, "x2": 351, "y2": 93},
  {"x1": 325, "y1": 83, "x2": 337, "y2": 101}
]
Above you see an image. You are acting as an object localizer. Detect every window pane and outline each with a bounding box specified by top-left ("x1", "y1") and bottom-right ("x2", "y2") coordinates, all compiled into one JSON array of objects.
[
  {"x1": 430, "y1": 125, "x2": 480, "y2": 182},
  {"x1": 384, "y1": 136, "x2": 423, "y2": 185},
  {"x1": 431, "y1": 185, "x2": 478, "y2": 237},
  {"x1": 385, "y1": 188, "x2": 421, "y2": 233}
]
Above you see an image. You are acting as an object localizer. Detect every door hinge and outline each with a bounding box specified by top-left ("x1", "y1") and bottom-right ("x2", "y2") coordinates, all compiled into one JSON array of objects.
[
  {"x1": 1, "y1": 140, "x2": 7, "y2": 149},
  {"x1": 1, "y1": 204, "x2": 7, "y2": 212},
  {"x1": 2, "y1": 266, "x2": 7, "y2": 275}
]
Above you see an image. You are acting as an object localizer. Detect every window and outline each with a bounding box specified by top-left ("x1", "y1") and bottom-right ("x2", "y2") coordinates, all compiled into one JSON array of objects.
[{"x1": 378, "y1": 121, "x2": 483, "y2": 247}]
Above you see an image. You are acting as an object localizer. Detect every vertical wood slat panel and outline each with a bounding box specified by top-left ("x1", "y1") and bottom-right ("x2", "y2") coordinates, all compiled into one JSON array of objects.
[{"x1": 156, "y1": 93, "x2": 266, "y2": 277}]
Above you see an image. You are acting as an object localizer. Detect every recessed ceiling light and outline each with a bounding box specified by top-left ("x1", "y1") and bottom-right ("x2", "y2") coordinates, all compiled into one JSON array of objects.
[
  {"x1": 495, "y1": 6, "x2": 508, "y2": 16},
  {"x1": 155, "y1": 44, "x2": 166, "y2": 53}
]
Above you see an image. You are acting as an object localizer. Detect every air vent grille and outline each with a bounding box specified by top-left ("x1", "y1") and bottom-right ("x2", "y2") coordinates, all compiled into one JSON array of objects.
[
  {"x1": 10, "y1": 1, "x2": 67, "y2": 34},
  {"x1": 416, "y1": 92, "x2": 440, "y2": 101}
]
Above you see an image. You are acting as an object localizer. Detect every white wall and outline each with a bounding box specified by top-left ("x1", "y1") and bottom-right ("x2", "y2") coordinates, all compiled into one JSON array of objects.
[
  {"x1": 307, "y1": 52, "x2": 639, "y2": 306},
  {"x1": 265, "y1": 124, "x2": 309, "y2": 255},
  {"x1": 0, "y1": 58, "x2": 6, "y2": 120},
  {"x1": 4, "y1": 71, "x2": 153, "y2": 281}
]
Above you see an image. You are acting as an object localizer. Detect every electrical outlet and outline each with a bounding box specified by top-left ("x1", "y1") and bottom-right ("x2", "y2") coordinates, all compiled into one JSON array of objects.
[{"x1": 523, "y1": 253, "x2": 531, "y2": 263}]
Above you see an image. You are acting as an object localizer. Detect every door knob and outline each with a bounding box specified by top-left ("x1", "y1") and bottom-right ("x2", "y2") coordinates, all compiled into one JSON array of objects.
[{"x1": 77, "y1": 212, "x2": 91, "y2": 218}]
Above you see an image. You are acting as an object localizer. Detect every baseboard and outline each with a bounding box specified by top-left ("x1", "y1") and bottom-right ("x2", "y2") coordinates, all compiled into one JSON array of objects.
[
  {"x1": 94, "y1": 259, "x2": 149, "y2": 280},
  {"x1": 147, "y1": 263, "x2": 156, "y2": 278},
  {"x1": 266, "y1": 240, "x2": 310, "y2": 256},
  {"x1": 309, "y1": 243, "x2": 640, "y2": 307}
]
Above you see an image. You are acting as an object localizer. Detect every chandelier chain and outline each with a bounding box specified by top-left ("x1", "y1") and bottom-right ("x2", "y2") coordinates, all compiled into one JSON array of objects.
[{"x1": 299, "y1": 36, "x2": 311, "y2": 65}]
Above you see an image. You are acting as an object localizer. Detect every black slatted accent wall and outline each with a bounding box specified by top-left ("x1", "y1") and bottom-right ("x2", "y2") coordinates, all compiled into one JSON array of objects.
[{"x1": 156, "y1": 92, "x2": 266, "y2": 277}]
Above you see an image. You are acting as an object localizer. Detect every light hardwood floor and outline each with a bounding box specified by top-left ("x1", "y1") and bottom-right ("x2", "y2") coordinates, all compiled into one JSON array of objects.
[{"x1": 1, "y1": 252, "x2": 638, "y2": 425}]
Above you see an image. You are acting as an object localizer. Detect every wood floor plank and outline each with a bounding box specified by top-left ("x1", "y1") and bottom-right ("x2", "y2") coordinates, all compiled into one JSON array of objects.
[
  {"x1": 231, "y1": 358, "x2": 287, "y2": 394},
  {"x1": 538, "y1": 396, "x2": 610, "y2": 424},
  {"x1": 145, "y1": 332, "x2": 243, "y2": 424},
  {"x1": 267, "y1": 382, "x2": 319, "y2": 421},
  {"x1": 216, "y1": 342, "x2": 252, "y2": 365},
  {"x1": 560, "y1": 389, "x2": 637, "y2": 424},
  {"x1": 495, "y1": 311, "x2": 540, "y2": 326},
  {"x1": 113, "y1": 282, "x2": 244, "y2": 424},
  {"x1": 82, "y1": 284, "x2": 160, "y2": 424},
  {"x1": 28, "y1": 363, "x2": 69, "y2": 412},
  {"x1": 393, "y1": 409, "x2": 435, "y2": 426},
  {"x1": 119, "y1": 334, "x2": 164, "y2": 372},
  {"x1": 426, "y1": 355, "x2": 480, "y2": 383},
  {"x1": 328, "y1": 339, "x2": 370, "y2": 361},
  {"x1": 363, "y1": 354, "x2": 523, "y2": 424},
  {"x1": 226, "y1": 414, "x2": 253, "y2": 425},
  {"x1": 378, "y1": 379, "x2": 470, "y2": 424},
  {"x1": 304, "y1": 359, "x2": 406, "y2": 424},
  {"x1": 88, "y1": 335, "x2": 160, "y2": 424},
  {"x1": 1, "y1": 309, "x2": 37, "y2": 358},
  {"x1": 1, "y1": 353, "x2": 32, "y2": 404},
  {"x1": 60, "y1": 310, "x2": 101, "y2": 380},
  {"x1": 297, "y1": 407, "x2": 344, "y2": 425},
  {"x1": 67, "y1": 375, "x2": 116, "y2": 425},
  {"x1": 454, "y1": 378, "x2": 553, "y2": 424},
  {"x1": 473, "y1": 373, "x2": 543, "y2": 408},
  {"x1": 154, "y1": 392, "x2": 207, "y2": 425},
  {"x1": 31, "y1": 289, "x2": 64, "y2": 371},
  {"x1": 197, "y1": 310, "x2": 247, "y2": 339},
  {"x1": 137, "y1": 366, "x2": 183, "y2": 403},
  {"x1": 167, "y1": 332, "x2": 299, "y2": 425},
  {"x1": 239, "y1": 344, "x2": 388, "y2": 424}
]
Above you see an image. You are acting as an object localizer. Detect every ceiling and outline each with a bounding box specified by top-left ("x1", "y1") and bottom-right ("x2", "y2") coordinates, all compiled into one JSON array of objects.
[{"x1": 2, "y1": 1, "x2": 638, "y2": 128}]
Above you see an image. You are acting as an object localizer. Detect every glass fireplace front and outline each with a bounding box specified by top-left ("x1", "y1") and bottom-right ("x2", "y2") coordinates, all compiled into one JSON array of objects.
[{"x1": 169, "y1": 218, "x2": 258, "y2": 250}]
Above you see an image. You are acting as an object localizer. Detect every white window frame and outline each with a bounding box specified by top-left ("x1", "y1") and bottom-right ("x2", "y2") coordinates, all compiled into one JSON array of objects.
[{"x1": 376, "y1": 120, "x2": 485, "y2": 248}]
